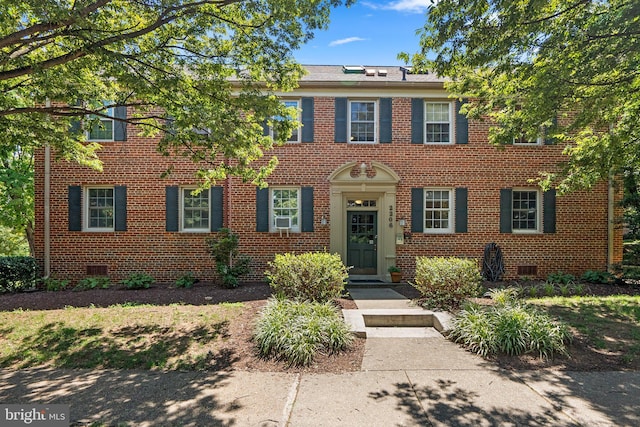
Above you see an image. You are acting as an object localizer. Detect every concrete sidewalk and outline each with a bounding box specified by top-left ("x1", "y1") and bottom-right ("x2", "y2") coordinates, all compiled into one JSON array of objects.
[{"x1": 1, "y1": 287, "x2": 639, "y2": 426}]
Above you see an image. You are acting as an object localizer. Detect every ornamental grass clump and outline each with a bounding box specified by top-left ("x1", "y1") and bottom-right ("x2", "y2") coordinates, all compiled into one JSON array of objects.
[
  {"x1": 412, "y1": 256, "x2": 482, "y2": 310},
  {"x1": 449, "y1": 289, "x2": 571, "y2": 359},
  {"x1": 254, "y1": 298, "x2": 353, "y2": 366},
  {"x1": 265, "y1": 252, "x2": 349, "y2": 302}
]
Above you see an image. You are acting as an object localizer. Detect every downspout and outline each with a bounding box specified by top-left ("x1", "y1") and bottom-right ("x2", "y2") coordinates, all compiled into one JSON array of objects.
[
  {"x1": 43, "y1": 99, "x2": 51, "y2": 279},
  {"x1": 607, "y1": 173, "x2": 615, "y2": 272}
]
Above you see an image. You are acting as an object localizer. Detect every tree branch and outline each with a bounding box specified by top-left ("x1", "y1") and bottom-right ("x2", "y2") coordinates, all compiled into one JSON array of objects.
[{"x1": 0, "y1": 0, "x2": 112, "y2": 49}]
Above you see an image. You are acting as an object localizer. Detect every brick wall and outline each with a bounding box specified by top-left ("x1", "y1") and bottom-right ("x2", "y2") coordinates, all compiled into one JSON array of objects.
[{"x1": 34, "y1": 97, "x2": 622, "y2": 284}]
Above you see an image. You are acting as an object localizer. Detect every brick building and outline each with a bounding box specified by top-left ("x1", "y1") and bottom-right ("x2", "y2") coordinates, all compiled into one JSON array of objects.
[{"x1": 34, "y1": 65, "x2": 622, "y2": 283}]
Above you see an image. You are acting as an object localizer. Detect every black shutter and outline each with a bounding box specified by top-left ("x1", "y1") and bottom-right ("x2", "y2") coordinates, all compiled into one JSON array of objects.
[
  {"x1": 68, "y1": 186, "x2": 82, "y2": 231},
  {"x1": 500, "y1": 189, "x2": 513, "y2": 233},
  {"x1": 455, "y1": 100, "x2": 469, "y2": 145},
  {"x1": 256, "y1": 187, "x2": 269, "y2": 232},
  {"x1": 543, "y1": 189, "x2": 557, "y2": 233},
  {"x1": 262, "y1": 119, "x2": 269, "y2": 137},
  {"x1": 166, "y1": 186, "x2": 179, "y2": 232},
  {"x1": 114, "y1": 106, "x2": 127, "y2": 141},
  {"x1": 334, "y1": 98, "x2": 348, "y2": 143},
  {"x1": 411, "y1": 188, "x2": 424, "y2": 232},
  {"x1": 411, "y1": 98, "x2": 424, "y2": 144},
  {"x1": 301, "y1": 97, "x2": 314, "y2": 143},
  {"x1": 301, "y1": 187, "x2": 314, "y2": 232},
  {"x1": 114, "y1": 186, "x2": 127, "y2": 231},
  {"x1": 455, "y1": 187, "x2": 468, "y2": 233},
  {"x1": 379, "y1": 98, "x2": 392, "y2": 143},
  {"x1": 210, "y1": 186, "x2": 224, "y2": 231}
]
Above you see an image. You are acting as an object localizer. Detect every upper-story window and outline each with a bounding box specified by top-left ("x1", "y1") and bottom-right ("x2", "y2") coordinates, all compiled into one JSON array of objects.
[
  {"x1": 513, "y1": 127, "x2": 545, "y2": 145},
  {"x1": 271, "y1": 188, "x2": 300, "y2": 232},
  {"x1": 512, "y1": 189, "x2": 540, "y2": 232},
  {"x1": 271, "y1": 100, "x2": 301, "y2": 143},
  {"x1": 349, "y1": 100, "x2": 376, "y2": 143},
  {"x1": 86, "y1": 187, "x2": 114, "y2": 231},
  {"x1": 87, "y1": 105, "x2": 115, "y2": 141},
  {"x1": 182, "y1": 188, "x2": 210, "y2": 232},
  {"x1": 424, "y1": 102, "x2": 453, "y2": 144}
]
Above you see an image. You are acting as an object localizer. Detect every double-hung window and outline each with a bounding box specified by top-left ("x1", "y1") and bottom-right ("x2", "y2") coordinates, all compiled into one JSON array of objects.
[
  {"x1": 424, "y1": 189, "x2": 453, "y2": 233},
  {"x1": 512, "y1": 190, "x2": 540, "y2": 232},
  {"x1": 86, "y1": 187, "x2": 114, "y2": 231},
  {"x1": 349, "y1": 100, "x2": 376, "y2": 143},
  {"x1": 271, "y1": 188, "x2": 300, "y2": 232},
  {"x1": 514, "y1": 128, "x2": 544, "y2": 145},
  {"x1": 424, "y1": 102, "x2": 453, "y2": 144},
  {"x1": 88, "y1": 105, "x2": 115, "y2": 141},
  {"x1": 181, "y1": 188, "x2": 210, "y2": 232},
  {"x1": 271, "y1": 100, "x2": 300, "y2": 143}
]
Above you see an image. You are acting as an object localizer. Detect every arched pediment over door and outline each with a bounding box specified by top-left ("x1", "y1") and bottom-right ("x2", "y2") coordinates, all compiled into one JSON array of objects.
[{"x1": 328, "y1": 161, "x2": 400, "y2": 280}]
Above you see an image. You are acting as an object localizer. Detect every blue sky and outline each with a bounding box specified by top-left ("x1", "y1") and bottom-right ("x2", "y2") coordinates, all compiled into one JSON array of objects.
[{"x1": 294, "y1": 0, "x2": 431, "y2": 66}]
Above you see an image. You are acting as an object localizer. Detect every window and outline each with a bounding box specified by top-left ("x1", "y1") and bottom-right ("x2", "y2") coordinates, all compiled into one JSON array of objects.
[
  {"x1": 271, "y1": 188, "x2": 300, "y2": 232},
  {"x1": 424, "y1": 102, "x2": 452, "y2": 144},
  {"x1": 271, "y1": 100, "x2": 300, "y2": 143},
  {"x1": 86, "y1": 187, "x2": 114, "y2": 231},
  {"x1": 513, "y1": 129, "x2": 544, "y2": 145},
  {"x1": 512, "y1": 190, "x2": 540, "y2": 232},
  {"x1": 349, "y1": 101, "x2": 376, "y2": 142},
  {"x1": 424, "y1": 189, "x2": 453, "y2": 233},
  {"x1": 181, "y1": 188, "x2": 209, "y2": 231},
  {"x1": 88, "y1": 106, "x2": 115, "y2": 141}
]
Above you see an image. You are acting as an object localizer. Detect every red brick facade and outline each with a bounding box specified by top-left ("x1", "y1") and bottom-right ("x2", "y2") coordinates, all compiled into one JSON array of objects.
[{"x1": 34, "y1": 66, "x2": 623, "y2": 284}]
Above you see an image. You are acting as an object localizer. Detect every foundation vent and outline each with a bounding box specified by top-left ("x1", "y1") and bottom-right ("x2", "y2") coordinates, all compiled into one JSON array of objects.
[
  {"x1": 517, "y1": 265, "x2": 538, "y2": 276},
  {"x1": 86, "y1": 265, "x2": 109, "y2": 276}
]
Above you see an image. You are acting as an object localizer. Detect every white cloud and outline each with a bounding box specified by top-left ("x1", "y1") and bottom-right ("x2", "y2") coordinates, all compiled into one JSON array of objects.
[
  {"x1": 363, "y1": 0, "x2": 433, "y2": 14},
  {"x1": 329, "y1": 37, "x2": 367, "y2": 47}
]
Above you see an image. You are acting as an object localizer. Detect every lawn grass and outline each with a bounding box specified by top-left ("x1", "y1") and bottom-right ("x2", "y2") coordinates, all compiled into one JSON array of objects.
[
  {"x1": 531, "y1": 295, "x2": 640, "y2": 364},
  {"x1": 0, "y1": 303, "x2": 244, "y2": 370}
]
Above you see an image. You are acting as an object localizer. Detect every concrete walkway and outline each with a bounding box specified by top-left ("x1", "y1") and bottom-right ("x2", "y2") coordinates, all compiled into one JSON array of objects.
[{"x1": 1, "y1": 287, "x2": 639, "y2": 426}]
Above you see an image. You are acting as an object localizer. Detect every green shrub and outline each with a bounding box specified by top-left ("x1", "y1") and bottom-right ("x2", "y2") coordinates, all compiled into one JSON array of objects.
[
  {"x1": 254, "y1": 298, "x2": 353, "y2": 366},
  {"x1": 74, "y1": 276, "x2": 110, "y2": 291},
  {"x1": 546, "y1": 271, "x2": 576, "y2": 285},
  {"x1": 265, "y1": 252, "x2": 349, "y2": 302},
  {"x1": 206, "y1": 228, "x2": 251, "y2": 288},
  {"x1": 542, "y1": 282, "x2": 557, "y2": 296},
  {"x1": 412, "y1": 257, "x2": 482, "y2": 310},
  {"x1": 175, "y1": 272, "x2": 197, "y2": 288},
  {"x1": 0, "y1": 256, "x2": 37, "y2": 292},
  {"x1": 581, "y1": 270, "x2": 614, "y2": 284},
  {"x1": 450, "y1": 293, "x2": 571, "y2": 359},
  {"x1": 121, "y1": 272, "x2": 154, "y2": 289},
  {"x1": 42, "y1": 277, "x2": 69, "y2": 292}
]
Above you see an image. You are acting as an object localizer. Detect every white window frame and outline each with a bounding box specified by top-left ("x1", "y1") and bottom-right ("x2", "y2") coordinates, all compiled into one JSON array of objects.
[
  {"x1": 423, "y1": 188, "x2": 454, "y2": 234},
  {"x1": 87, "y1": 105, "x2": 115, "y2": 142},
  {"x1": 84, "y1": 186, "x2": 115, "y2": 232},
  {"x1": 270, "y1": 99, "x2": 301, "y2": 143},
  {"x1": 180, "y1": 187, "x2": 210, "y2": 232},
  {"x1": 513, "y1": 129, "x2": 544, "y2": 146},
  {"x1": 511, "y1": 189, "x2": 541, "y2": 233},
  {"x1": 348, "y1": 100, "x2": 377, "y2": 143},
  {"x1": 424, "y1": 101, "x2": 454, "y2": 145},
  {"x1": 270, "y1": 187, "x2": 300, "y2": 233}
]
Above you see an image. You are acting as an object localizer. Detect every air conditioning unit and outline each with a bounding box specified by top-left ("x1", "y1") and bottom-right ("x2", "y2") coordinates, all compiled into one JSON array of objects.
[{"x1": 275, "y1": 216, "x2": 291, "y2": 237}]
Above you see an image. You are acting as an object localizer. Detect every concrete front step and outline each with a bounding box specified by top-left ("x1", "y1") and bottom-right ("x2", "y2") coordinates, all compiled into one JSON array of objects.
[{"x1": 343, "y1": 308, "x2": 453, "y2": 338}]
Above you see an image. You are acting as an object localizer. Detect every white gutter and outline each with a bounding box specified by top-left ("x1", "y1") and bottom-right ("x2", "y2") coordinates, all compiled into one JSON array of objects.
[{"x1": 43, "y1": 99, "x2": 51, "y2": 279}]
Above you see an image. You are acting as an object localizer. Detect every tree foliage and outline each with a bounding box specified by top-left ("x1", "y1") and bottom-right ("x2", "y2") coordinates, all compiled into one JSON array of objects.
[
  {"x1": 402, "y1": 0, "x2": 640, "y2": 193},
  {"x1": 0, "y1": 145, "x2": 33, "y2": 255},
  {"x1": 0, "y1": 0, "x2": 349, "y2": 184}
]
